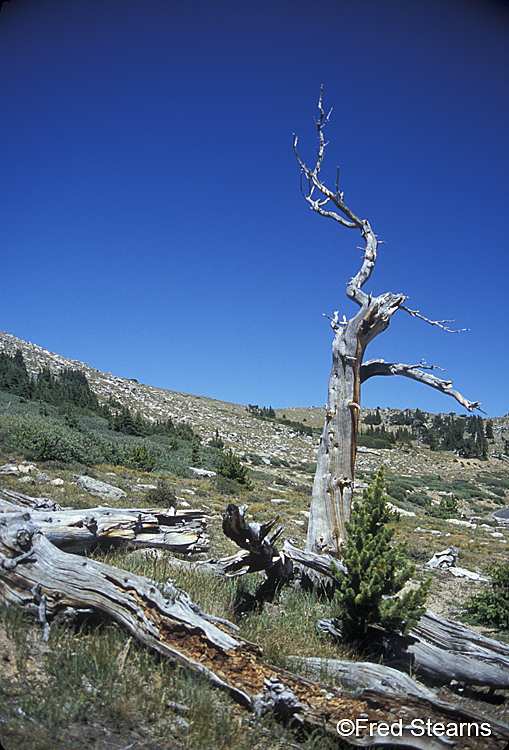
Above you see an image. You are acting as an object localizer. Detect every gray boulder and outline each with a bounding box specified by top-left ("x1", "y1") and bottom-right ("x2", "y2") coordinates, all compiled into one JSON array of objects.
[{"x1": 76, "y1": 476, "x2": 127, "y2": 501}]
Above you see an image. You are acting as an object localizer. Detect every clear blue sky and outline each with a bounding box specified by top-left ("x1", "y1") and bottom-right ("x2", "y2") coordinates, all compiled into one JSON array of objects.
[{"x1": 1, "y1": 0, "x2": 508, "y2": 417}]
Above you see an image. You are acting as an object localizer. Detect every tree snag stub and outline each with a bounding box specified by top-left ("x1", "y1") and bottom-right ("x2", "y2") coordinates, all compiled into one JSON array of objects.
[{"x1": 294, "y1": 88, "x2": 482, "y2": 558}]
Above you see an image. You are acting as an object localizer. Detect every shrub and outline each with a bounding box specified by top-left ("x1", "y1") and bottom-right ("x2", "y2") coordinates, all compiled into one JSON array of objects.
[
  {"x1": 214, "y1": 475, "x2": 243, "y2": 495},
  {"x1": 0, "y1": 413, "x2": 102, "y2": 465},
  {"x1": 332, "y1": 467, "x2": 430, "y2": 639},
  {"x1": 466, "y1": 563, "x2": 509, "y2": 630},
  {"x1": 407, "y1": 491, "x2": 431, "y2": 508},
  {"x1": 217, "y1": 448, "x2": 252, "y2": 487},
  {"x1": 144, "y1": 480, "x2": 176, "y2": 506},
  {"x1": 426, "y1": 495, "x2": 459, "y2": 519},
  {"x1": 127, "y1": 444, "x2": 156, "y2": 472}
]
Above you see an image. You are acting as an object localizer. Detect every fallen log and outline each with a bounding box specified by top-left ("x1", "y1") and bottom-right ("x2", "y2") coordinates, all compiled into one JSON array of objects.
[
  {"x1": 318, "y1": 609, "x2": 509, "y2": 691},
  {"x1": 0, "y1": 505, "x2": 209, "y2": 554},
  {"x1": 0, "y1": 487, "x2": 63, "y2": 512},
  {"x1": 286, "y1": 656, "x2": 437, "y2": 700},
  {"x1": 1, "y1": 513, "x2": 508, "y2": 750}
]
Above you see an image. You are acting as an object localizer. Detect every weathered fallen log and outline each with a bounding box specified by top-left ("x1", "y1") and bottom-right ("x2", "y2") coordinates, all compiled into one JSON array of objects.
[
  {"x1": 1, "y1": 512, "x2": 508, "y2": 749},
  {"x1": 318, "y1": 609, "x2": 509, "y2": 690},
  {"x1": 0, "y1": 487, "x2": 63, "y2": 512},
  {"x1": 0, "y1": 505, "x2": 209, "y2": 554},
  {"x1": 286, "y1": 656, "x2": 437, "y2": 700}
]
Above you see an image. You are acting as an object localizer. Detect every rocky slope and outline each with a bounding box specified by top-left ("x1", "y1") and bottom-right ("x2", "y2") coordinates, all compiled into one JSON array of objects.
[{"x1": 1, "y1": 329, "x2": 508, "y2": 489}]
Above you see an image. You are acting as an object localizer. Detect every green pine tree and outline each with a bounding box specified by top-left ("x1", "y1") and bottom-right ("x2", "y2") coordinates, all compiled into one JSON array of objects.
[
  {"x1": 217, "y1": 448, "x2": 251, "y2": 487},
  {"x1": 332, "y1": 467, "x2": 430, "y2": 639}
]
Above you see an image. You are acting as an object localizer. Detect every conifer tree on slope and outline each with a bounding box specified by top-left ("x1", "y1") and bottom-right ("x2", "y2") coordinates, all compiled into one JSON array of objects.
[{"x1": 332, "y1": 467, "x2": 430, "y2": 639}]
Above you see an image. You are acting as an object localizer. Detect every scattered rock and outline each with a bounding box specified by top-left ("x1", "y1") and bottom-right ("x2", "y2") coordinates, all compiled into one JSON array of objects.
[
  {"x1": 75, "y1": 476, "x2": 127, "y2": 501},
  {"x1": 18, "y1": 464, "x2": 36, "y2": 474},
  {"x1": 189, "y1": 467, "x2": 216, "y2": 477},
  {"x1": 50, "y1": 478, "x2": 64, "y2": 486},
  {"x1": 427, "y1": 546, "x2": 459, "y2": 570},
  {"x1": 0, "y1": 464, "x2": 20, "y2": 475},
  {"x1": 18, "y1": 476, "x2": 36, "y2": 485},
  {"x1": 426, "y1": 546, "x2": 488, "y2": 581}
]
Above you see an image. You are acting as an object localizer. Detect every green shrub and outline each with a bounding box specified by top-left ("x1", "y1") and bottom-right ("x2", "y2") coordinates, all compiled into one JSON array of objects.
[
  {"x1": 426, "y1": 495, "x2": 459, "y2": 519},
  {"x1": 127, "y1": 444, "x2": 156, "y2": 472},
  {"x1": 144, "y1": 480, "x2": 176, "y2": 506},
  {"x1": 217, "y1": 448, "x2": 252, "y2": 487},
  {"x1": 466, "y1": 563, "x2": 509, "y2": 630},
  {"x1": 332, "y1": 467, "x2": 430, "y2": 639},
  {"x1": 214, "y1": 475, "x2": 243, "y2": 495},
  {"x1": 407, "y1": 491, "x2": 431, "y2": 508},
  {"x1": 0, "y1": 413, "x2": 102, "y2": 465}
]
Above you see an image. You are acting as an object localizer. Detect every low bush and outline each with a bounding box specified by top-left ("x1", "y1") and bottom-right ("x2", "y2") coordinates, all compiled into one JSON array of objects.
[
  {"x1": 466, "y1": 563, "x2": 509, "y2": 630},
  {"x1": 426, "y1": 495, "x2": 459, "y2": 519},
  {"x1": 217, "y1": 448, "x2": 252, "y2": 487}
]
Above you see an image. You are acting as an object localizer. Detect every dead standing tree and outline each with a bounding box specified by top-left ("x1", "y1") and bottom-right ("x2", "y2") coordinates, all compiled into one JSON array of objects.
[{"x1": 294, "y1": 90, "x2": 482, "y2": 558}]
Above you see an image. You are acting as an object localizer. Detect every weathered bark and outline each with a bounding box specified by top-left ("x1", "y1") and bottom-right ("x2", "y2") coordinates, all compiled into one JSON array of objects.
[
  {"x1": 1, "y1": 513, "x2": 508, "y2": 749},
  {"x1": 0, "y1": 504, "x2": 209, "y2": 554},
  {"x1": 286, "y1": 656, "x2": 437, "y2": 700},
  {"x1": 0, "y1": 487, "x2": 63, "y2": 512},
  {"x1": 318, "y1": 609, "x2": 509, "y2": 691},
  {"x1": 294, "y1": 90, "x2": 481, "y2": 557}
]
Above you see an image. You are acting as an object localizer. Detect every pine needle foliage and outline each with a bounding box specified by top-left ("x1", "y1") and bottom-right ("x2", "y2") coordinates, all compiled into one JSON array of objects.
[
  {"x1": 217, "y1": 448, "x2": 252, "y2": 488},
  {"x1": 332, "y1": 467, "x2": 430, "y2": 639},
  {"x1": 465, "y1": 563, "x2": 509, "y2": 631}
]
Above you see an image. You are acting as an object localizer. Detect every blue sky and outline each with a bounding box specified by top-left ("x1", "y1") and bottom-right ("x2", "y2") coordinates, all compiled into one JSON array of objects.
[{"x1": 0, "y1": 0, "x2": 508, "y2": 416}]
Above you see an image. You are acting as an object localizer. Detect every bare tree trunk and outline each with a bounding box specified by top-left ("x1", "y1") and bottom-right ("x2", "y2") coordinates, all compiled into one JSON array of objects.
[{"x1": 294, "y1": 90, "x2": 481, "y2": 558}]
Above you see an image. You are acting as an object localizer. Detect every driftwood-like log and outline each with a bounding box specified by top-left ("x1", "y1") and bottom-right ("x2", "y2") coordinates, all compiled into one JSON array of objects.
[
  {"x1": 319, "y1": 609, "x2": 509, "y2": 691},
  {"x1": 0, "y1": 487, "x2": 63, "y2": 512},
  {"x1": 0, "y1": 505, "x2": 209, "y2": 554},
  {"x1": 1, "y1": 513, "x2": 508, "y2": 750},
  {"x1": 219, "y1": 504, "x2": 344, "y2": 581},
  {"x1": 286, "y1": 656, "x2": 436, "y2": 700},
  {"x1": 219, "y1": 503, "x2": 289, "y2": 577}
]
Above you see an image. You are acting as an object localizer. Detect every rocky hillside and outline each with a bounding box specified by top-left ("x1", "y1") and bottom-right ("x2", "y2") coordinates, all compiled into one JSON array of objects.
[{"x1": 1, "y1": 329, "x2": 508, "y2": 489}]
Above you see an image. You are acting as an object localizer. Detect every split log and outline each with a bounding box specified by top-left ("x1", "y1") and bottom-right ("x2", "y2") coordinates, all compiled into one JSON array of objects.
[
  {"x1": 0, "y1": 505, "x2": 209, "y2": 554},
  {"x1": 1, "y1": 512, "x2": 508, "y2": 750}
]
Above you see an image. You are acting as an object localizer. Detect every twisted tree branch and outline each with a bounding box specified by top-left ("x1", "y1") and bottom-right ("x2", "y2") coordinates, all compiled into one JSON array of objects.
[{"x1": 360, "y1": 358, "x2": 484, "y2": 412}]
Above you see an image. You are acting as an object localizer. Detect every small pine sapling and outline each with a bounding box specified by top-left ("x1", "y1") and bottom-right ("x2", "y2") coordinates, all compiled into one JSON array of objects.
[
  {"x1": 217, "y1": 448, "x2": 252, "y2": 488},
  {"x1": 332, "y1": 467, "x2": 430, "y2": 639},
  {"x1": 466, "y1": 563, "x2": 509, "y2": 631}
]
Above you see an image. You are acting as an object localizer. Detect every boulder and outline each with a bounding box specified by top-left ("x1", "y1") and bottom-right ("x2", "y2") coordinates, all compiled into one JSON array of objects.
[{"x1": 76, "y1": 476, "x2": 127, "y2": 501}]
